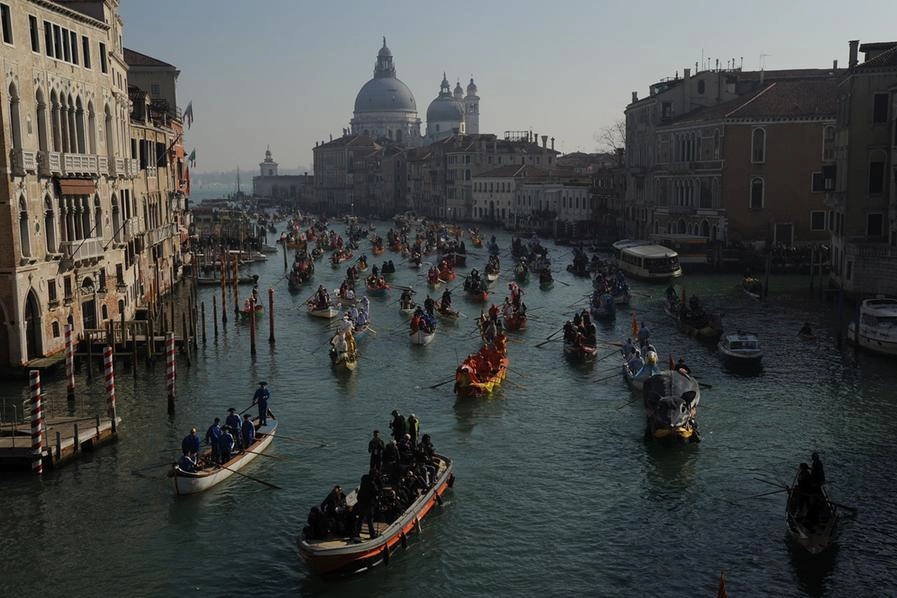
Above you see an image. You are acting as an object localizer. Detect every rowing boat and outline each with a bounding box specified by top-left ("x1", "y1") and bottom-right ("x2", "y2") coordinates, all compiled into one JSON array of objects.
[
  {"x1": 563, "y1": 340, "x2": 598, "y2": 361},
  {"x1": 410, "y1": 329, "x2": 436, "y2": 345},
  {"x1": 171, "y1": 418, "x2": 278, "y2": 495},
  {"x1": 454, "y1": 346, "x2": 509, "y2": 398},
  {"x1": 785, "y1": 468, "x2": 839, "y2": 554},
  {"x1": 503, "y1": 312, "x2": 527, "y2": 331},
  {"x1": 642, "y1": 371, "x2": 701, "y2": 444},
  {"x1": 297, "y1": 453, "x2": 454, "y2": 576},
  {"x1": 307, "y1": 303, "x2": 340, "y2": 319}
]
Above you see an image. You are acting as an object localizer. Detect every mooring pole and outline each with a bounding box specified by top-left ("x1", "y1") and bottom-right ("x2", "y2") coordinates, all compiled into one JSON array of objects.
[
  {"x1": 29, "y1": 370, "x2": 43, "y2": 475},
  {"x1": 65, "y1": 324, "x2": 75, "y2": 401},
  {"x1": 166, "y1": 332, "x2": 176, "y2": 414},
  {"x1": 249, "y1": 297, "x2": 257, "y2": 356},
  {"x1": 201, "y1": 301, "x2": 207, "y2": 344},
  {"x1": 268, "y1": 287, "x2": 275, "y2": 344},
  {"x1": 213, "y1": 294, "x2": 219, "y2": 338},
  {"x1": 104, "y1": 346, "x2": 117, "y2": 433}
]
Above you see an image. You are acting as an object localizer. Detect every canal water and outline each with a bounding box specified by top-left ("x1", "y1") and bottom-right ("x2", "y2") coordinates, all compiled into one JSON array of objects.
[{"x1": 1, "y1": 223, "x2": 895, "y2": 597}]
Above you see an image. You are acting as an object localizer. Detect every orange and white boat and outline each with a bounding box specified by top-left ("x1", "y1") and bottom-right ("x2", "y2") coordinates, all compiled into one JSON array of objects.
[{"x1": 297, "y1": 454, "x2": 455, "y2": 576}]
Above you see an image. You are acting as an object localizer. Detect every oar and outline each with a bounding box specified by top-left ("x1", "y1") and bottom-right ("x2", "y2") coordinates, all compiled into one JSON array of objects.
[
  {"x1": 831, "y1": 501, "x2": 858, "y2": 513},
  {"x1": 615, "y1": 395, "x2": 641, "y2": 410},
  {"x1": 555, "y1": 278, "x2": 571, "y2": 287},
  {"x1": 535, "y1": 337, "x2": 561, "y2": 348},
  {"x1": 274, "y1": 433, "x2": 333, "y2": 447},
  {"x1": 595, "y1": 348, "x2": 619, "y2": 362},
  {"x1": 219, "y1": 463, "x2": 282, "y2": 490},
  {"x1": 595, "y1": 372, "x2": 621, "y2": 385},
  {"x1": 739, "y1": 488, "x2": 787, "y2": 500},
  {"x1": 753, "y1": 477, "x2": 788, "y2": 490},
  {"x1": 238, "y1": 402, "x2": 256, "y2": 416},
  {"x1": 422, "y1": 377, "x2": 455, "y2": 390}
]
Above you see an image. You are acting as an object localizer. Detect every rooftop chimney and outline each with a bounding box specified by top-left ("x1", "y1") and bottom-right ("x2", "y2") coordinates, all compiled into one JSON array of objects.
[
  {"x1": 541, "y1": 135, "x2": 548, "y2": 148},
  {"x1": 551, "y1": 137, "x2": 555, "y2": 151},
  {"x1": 833, "y1": 59, "x2": 838, "y2": 70},
  {"x1": 631, "y1": 91, "x2": 638, "y2": 103},
  {"x1": 849, "y1": 39, "x2": 859, "y2": 68},
  {"x1": 684, "y1": 68, "x2": 691, "y2": 79}
]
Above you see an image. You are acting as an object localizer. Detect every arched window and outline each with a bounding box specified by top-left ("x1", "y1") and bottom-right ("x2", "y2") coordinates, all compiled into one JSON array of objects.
[
  {"x1": 8, "y1": 83, "x2": 22, "y2": 149},
  {"x1": 75, "y1": 97, "x2": 85, "y2": 153},
  {"x1": 93, "y1": 195, "x2": 102, "y2": 240},
  {"x1": 700, "y1": 220, "x2": 710, "y2": 238},
  {"x1": 104, "y1": 104, "x2": 114, "y2": 157},
  {"x1": 111, "y1": 194, "x2": 121, "y2": 243},
  {"x1": 750, "y1": 177, "x2": 764, "y2": 209},
  {"x1": 44, "y1": 196, "x2": 57, "y2": 253},
  {"x1": 50, "y1": 91, "x2": 61, "y2": 151},
  {"x1": 36, "y1": 89, "x2": 49, "y2": 152},
  {"x1": 677, "y1": 219, "x2": 686, "y2": 234},
  {"x1": 19, "y1": 197, "x2": 31, "y2": 258},
  {"x1": 87, "y1": 101, "x2": 96, "y2": 154},
  {"x1": 751, "y1": 128, "x2": 766, "y2": 163}
]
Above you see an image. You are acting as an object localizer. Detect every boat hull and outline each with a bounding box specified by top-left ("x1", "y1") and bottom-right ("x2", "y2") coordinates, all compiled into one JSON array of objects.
[
  {"x1": 173, "y1": 420, "x2": 278, "y2": 495},
  {"x1": 298, "y1": 456, "x2": 455, "y2": 576},
  {"x1": 563, "y1": 341, "x2": 598, "y2": 360},
  {"x1": 454, "y1": 356, "x2": 509, "y2": 398},
  {"x1": 410, "y1": 330, "x2": 436, "y2": 345},
  {"x1": 846, "y1": 323, "x2": 897, "y2": 356},
  {"x1": 307, "y1": 306, "x2": 339, "y2": 319}
]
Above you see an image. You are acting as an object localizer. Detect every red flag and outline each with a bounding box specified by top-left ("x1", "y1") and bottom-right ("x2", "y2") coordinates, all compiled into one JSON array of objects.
[{"x1": 717, "y1": 571, "x2": 727, "y2": 598}]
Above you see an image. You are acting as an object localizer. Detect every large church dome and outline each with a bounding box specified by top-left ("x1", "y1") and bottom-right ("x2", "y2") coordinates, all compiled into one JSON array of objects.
[{"x1": 355, "y1": 78, "x2": 417, "y2": 113}]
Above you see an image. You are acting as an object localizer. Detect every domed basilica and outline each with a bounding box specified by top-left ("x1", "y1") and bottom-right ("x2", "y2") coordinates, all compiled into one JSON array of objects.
[{"x1": 350, "y1": 38, "x2": 480, "y2": 146}]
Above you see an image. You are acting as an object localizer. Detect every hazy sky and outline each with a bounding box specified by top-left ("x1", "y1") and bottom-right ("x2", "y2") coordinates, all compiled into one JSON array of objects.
[{"x1": 120, "y1": 0, "x2": 897, "y2": 174}]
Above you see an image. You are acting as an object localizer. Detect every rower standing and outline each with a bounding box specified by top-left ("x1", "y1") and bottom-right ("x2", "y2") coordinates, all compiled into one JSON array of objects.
[
  {"x1": 253, "y1": 381, "x2": 271, "y2": 426},
  {"x1": 241, "y1": 414, "x2": 256, "y2": 448},
  {"x1": 181, "y1": 427, "x2": 200, "y2": 460},
  {"x1": 225, "y1": 407, "x2": 242, "y2": 450},
  {"x1": 204, "y1": 418, "x2": 223, "y2": 464},
  {"x1": 368, "y1": 430, "x2": 385, "y2": 472}
]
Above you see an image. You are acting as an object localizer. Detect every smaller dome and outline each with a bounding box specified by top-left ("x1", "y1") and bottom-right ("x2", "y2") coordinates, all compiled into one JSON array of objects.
[
  {"x1": 453, "y1": 80, "x2": 464, "y2": 99},
  {"x1": 467, "y1": 77, "x2": 478, "y2": 95},
  {"x1": 427, "y1": 96, "x2": 464, "y2": 122}
]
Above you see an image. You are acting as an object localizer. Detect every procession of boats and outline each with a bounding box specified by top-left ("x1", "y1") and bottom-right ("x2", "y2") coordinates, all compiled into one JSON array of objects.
[{"x1": 168, "y1": 210, "x2": 871, "y2": 580}]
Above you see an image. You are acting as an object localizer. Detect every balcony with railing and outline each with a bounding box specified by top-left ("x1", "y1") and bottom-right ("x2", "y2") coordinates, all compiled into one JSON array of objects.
[
  {"x1": 11, "y1": 149, "x2": 38, "y2": 176},
  {"x1": 38, "y1": 151, "x2": 63, "y2": 176},
  {"x1": 113, "y1": 157, "x2": 126, "y2": 178},
  {"x1": 61, "y1": 153, "x2": 99, "y2": 176},
  {"x1": 98, "y1": 156, "x2": 109, "y2": 176},
  {"x1": 146, "y1": 222, "x2": 178, "y2": 246},
  {"x1": 60, "y1": 237, "x2": 104, "y2": 263},
  {"x1": 127, "y1": 159, "x2": 139, "y2": 178}
]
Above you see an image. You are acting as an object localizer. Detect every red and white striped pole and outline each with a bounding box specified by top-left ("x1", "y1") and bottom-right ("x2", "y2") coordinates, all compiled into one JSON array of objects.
[
  {"x1": 65, "y1": 324, "x2": 75, "y2": 401},
  {"x1": 104, "y1": 346, "x2": 117, "y2": 433},
  {"x1": 29, "y1": 370, "x2": 43, "y2": 475},
  {"x1": 166, "y1": 332, "x2": 176, "y2": 414}
]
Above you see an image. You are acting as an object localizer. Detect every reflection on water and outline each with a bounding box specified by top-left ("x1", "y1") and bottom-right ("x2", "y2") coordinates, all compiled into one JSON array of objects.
[{"x1": 788, "y1": 537, "x2": 838, "y2": 598}]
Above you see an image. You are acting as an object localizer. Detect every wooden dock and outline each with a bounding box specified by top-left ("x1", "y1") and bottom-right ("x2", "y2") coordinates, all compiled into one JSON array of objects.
[{"x1": 0, "y1": 415, "x2": 121, "y2": 472}]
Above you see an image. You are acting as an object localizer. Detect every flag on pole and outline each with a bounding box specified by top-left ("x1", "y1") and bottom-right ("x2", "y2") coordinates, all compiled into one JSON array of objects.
[
  {"x1": 184, "y1": 101, "x2": 194, "y2": 128},
  {"x1": 188, "y1": 149, "x2": 196, "y2": 168}
]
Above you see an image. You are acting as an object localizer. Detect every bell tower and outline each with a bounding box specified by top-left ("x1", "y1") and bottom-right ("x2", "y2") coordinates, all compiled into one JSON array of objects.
[
  {"x1": 259, "y1": 146, "x2": 278, "y2": 177},
  {"x1": 465, "y1": 77, "x2": 480, "y2": 135}
]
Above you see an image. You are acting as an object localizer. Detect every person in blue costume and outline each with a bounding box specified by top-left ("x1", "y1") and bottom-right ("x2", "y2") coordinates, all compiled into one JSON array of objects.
[{"x1": 253, "y1": 381, "x2": 271, "y2": 426}]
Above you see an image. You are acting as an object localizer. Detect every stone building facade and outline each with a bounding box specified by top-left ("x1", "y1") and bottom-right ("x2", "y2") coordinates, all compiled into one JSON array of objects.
[
  {"x1": 827, "y1": 40, "x2": 897, "y2": 296},
  {"x1": 0, "y1": 0, "x2": 187, "y2": 367}
]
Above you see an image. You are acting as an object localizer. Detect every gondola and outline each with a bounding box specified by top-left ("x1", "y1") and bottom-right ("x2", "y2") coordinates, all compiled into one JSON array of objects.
[
  {"x1": 297, "y1": 453, "x2": 454, "y2": 576},
  {"x1": 171, "y1": 417, "x2": 278, "y2": 495},
  {"x1": 563, "y1": 340, "x2": 598, "y2": 361},
  {"x1": 641, "y1": 370, "x2": 701, "y2": 444},
  {"x1": 743, "y1": 276, "x2": 763, "y2": 301},
  {"x1": 785, "y1": 469, "x2": 840, "y2": 554}
]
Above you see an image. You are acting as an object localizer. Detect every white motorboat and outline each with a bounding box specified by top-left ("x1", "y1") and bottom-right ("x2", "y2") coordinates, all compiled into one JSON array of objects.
[
  {"x1": 847, "y1": 297, "x2": 897, "y2": 356},
  {"x1": 718, "y1": 332, "x2": 763, "y2": 364}
]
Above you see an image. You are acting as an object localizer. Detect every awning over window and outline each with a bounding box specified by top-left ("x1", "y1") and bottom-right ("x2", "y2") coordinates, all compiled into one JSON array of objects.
[{"x1": 58, "y1": 179, "x2": 97, "y2": 196}]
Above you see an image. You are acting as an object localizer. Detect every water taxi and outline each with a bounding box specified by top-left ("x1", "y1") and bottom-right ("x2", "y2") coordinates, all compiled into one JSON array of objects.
[{"x1": 612, "y1": 240, "x2": 682, "y2": 280}]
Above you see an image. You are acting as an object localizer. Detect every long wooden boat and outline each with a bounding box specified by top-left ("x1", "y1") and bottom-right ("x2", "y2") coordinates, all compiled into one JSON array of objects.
[
  {"x1": 297, "y1": 453, "x2": 455, "y2": 576},
  {"x1": 330, "y1": 351, "x2": 358, "y2": 372},
  {"x1": 171, "y1": 418, "x2": 278, "y2": 495},
  {"x1": 663, "y1": 298, "x2": 724, "y2": 341},
  {"x1": 743, "y1": 276, "x2": 763, "y2": 301},
  {"x1": 399, "y1": 301, "x2": 417, "y2": 316},
  {"x1": 366, "y1": 282, "x2": 390, "y2": 297},
  {"x1": 563, "y1": 340, "x2": 598, "y2": 360},
  {"x1": 785, "y1": 470, "x2": 839, "y2": 554},
  {"x1": 642, "y1": 371, "x2": 700, "y2": 444},
  {"x1": 454, "y1": 347, "x2": 509, "y2": 398},
  {"x1": 410, "y1": 329, "x2": 436, "y2": 345},
  {"x1": 434, "y1": 303, "x2": 460, "y2": 322},
  {"x1": 307, "y1": 303, "x2": 340, "y2": 319},
  {"x1": 503, "y1": 313, "x2": 527, "y2": 331}
]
